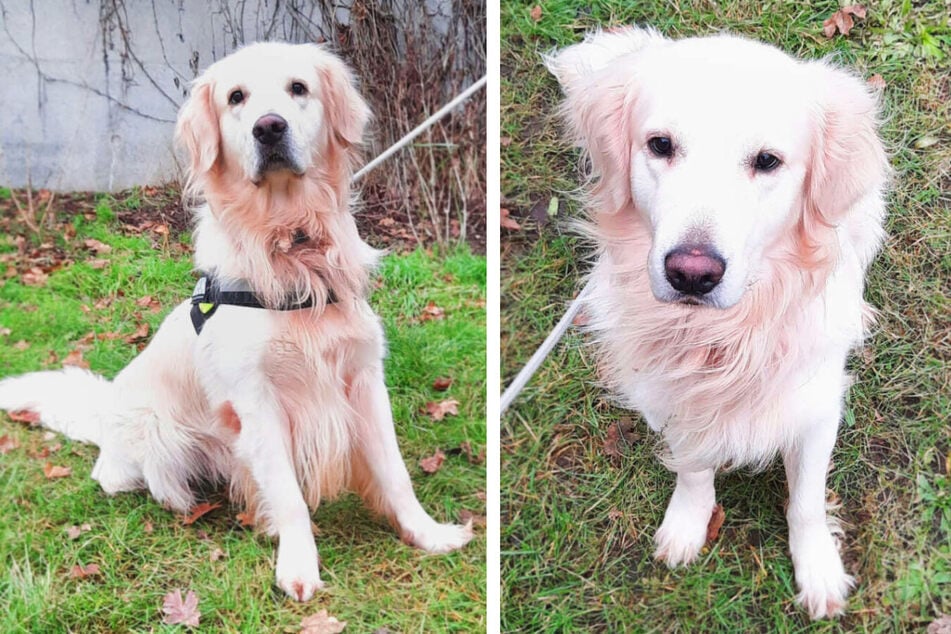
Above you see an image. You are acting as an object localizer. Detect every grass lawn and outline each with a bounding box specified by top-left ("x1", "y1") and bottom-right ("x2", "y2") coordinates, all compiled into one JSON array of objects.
[
  {"x1": 0, "y1": 189, "x2": 486, "y2": 632},
  {"x1": 501, "y1": 1, "x2": 950, "y2": 631}
]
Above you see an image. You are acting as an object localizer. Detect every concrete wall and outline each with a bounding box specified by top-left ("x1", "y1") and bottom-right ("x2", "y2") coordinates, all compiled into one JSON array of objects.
[{"x1": 0, "y1": 0, "x2": 461, "y2": 192}]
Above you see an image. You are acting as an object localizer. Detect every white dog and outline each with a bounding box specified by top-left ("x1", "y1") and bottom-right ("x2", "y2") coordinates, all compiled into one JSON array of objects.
[
  {"x1": 545, "y1": 28, "x2": 888, "y2": 618},
  {"x1": 0, "y1": 42, "x2": 472, "y2": 601}
]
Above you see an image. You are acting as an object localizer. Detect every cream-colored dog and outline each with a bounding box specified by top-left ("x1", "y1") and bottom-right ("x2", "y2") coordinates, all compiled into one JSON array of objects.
[
  {"x1": 546, "y1": 28, "x2": 888, "y2": 619},
  {"x1": 0, "y1": 42, "x2": 472, "y2": 601}
]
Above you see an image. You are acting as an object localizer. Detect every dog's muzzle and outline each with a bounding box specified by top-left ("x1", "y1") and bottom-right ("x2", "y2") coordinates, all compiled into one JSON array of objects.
[{"x1": 252, "y1": 114, "x2": 302, "y2": 175}]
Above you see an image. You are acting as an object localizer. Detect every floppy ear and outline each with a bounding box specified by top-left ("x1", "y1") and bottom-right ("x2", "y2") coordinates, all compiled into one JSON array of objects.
[
  {"x1": 314, "y1": 48, "x2": 371, "y2": 148},
  {"x1": 543, "y1": 27, "x2": 667, "y2": 213},
  {"x1": 804, "y1": 62, "x2": 889, "y2": 224},
  {"x1": 174, "y1": 79, "x2": 220, "y2": 187}
]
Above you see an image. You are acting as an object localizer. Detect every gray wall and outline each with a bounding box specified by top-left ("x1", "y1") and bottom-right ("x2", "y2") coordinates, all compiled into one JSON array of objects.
[{"x1": 0, "y1": 0, "x2": 460, "y2": 192}]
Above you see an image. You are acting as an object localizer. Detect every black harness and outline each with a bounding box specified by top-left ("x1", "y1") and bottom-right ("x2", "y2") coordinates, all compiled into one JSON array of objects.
[{"x1": 189, "y1": 272, "x2": 337, "y2": 335}]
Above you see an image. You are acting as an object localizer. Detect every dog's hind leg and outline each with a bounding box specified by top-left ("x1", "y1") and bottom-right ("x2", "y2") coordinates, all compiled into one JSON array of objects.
[{"x1": 348, "y1": 367, "x2": 473, "y2": 554}]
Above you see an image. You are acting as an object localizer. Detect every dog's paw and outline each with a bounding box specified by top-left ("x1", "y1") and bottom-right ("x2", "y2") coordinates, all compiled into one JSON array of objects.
[
  {"x1": 276, "y1": 534, "x2": 324, "y2": 602},
  {"x1": 653, "y1": 499, "x2": 714, "y2": 567},
  {"x1": 90, "y1": 452, "x2": 143, "y2": 496},
  {"x1": 791, "y1": 528, "x2": 854, "y2": 619},
  {"x1": 403, "y1": 520, "x2": 474, "y2": 554}
]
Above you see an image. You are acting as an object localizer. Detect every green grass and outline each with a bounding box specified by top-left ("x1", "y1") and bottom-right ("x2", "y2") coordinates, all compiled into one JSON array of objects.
[
  {"x1": 0, "y1": 195, "x2": 486, "y2": 632},
  {"x1": 501, "y1": 1, "x2": 950, "y2": 631}
]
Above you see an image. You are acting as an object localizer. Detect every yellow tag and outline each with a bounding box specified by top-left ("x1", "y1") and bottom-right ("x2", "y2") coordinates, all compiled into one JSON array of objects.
[{"x1": 199, "y1": 303, "x2": 215, "y2": 314}]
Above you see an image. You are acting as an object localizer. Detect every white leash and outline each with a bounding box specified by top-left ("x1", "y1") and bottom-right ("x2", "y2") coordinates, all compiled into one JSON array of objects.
[
  {"x1": 500, "y1": 281, "x2": 592, "y2": 414},
  {"x1": 353, "y1": 76, "x2": 488, "y2": 183}
]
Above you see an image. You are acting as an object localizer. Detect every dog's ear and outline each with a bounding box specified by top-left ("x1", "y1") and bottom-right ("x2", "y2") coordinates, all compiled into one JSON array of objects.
[
  {"x1": 543, "y1": 27, "x2": 667, "y2": 212},
  {"x1": 804, "y1": 63, "x2": 889, "y2": 224},
  {"x1": 175, "y1": 79, "x2": 220, "y2": 189},
  {"x1": 314, "y1": 48, "x2": 371, "y2": 149}
]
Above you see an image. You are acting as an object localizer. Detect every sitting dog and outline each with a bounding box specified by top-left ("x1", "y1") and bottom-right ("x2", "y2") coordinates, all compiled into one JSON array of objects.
[{"x1": 0, "y1": 42, "x2": 472, "y2": 601}]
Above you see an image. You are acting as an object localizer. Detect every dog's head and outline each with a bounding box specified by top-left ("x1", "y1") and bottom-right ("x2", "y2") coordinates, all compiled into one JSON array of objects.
[
  {"x1": 546, "y1": 28, "x2": 888, "y2": 309},
  {"x1": 176, "y1": 42, "x2": 370, "y2": 192}
]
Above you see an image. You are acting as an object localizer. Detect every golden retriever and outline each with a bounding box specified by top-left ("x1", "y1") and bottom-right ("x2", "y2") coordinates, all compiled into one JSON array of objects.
[
  {"x1": 0, "y1": 42, "x2": 472, "y2": 601},
  {"x1": 545, "y1": 27, "x2": 888, "y2": 618}
]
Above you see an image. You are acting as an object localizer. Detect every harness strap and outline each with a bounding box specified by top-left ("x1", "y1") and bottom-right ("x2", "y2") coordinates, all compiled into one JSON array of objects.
[{"x1": 189, "y1": 273, "x2": 336, "y2": 335}]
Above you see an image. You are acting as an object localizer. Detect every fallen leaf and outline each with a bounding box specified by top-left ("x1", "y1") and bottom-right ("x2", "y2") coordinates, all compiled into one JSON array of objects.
[
  {"x1": 459, "y1": 440, "x2": 485, "y2": 465},
  {"x1": 459, "y1": 509, "x2": 486, "y2": 528},
  {"x1": 603, "y1": 417, "x2": 640, "y2": 460},
  {"x1": 706, "y1": 504, "x2": 726, "y2": 542},
  {"x1": 182, "y1": 502, "x2": 221, "y2": 525},
  {"x1": 125, "y1": 322, "x2": 150, "y2": 344},
  {"x1": 300, "y1": 609, "x2": 347, "y2": 633},
  {"x1": 419, "y1": 449, "x2": 446, "y2": 474},
  {"x1": 823, "y1": 4, "x2": 866, "y2": 38},
  {"x1": 424, "y1": 399, "x2": 459, "y2": 421},
  {"x1": 13, "y1": 340, "x2": 30, "y2": 351},
  {"x1": 236, "y1": 511, "x2": 256, "y2": 527},
  {"x1": 66, "y1": 523, "x2": 92, "y2": 540},
  {"x1": 500, "y1": 208, "x2": 521, "y2": 231},
  {"x1": 432, "y1": 376, "x2": 453, "y2": 391},
  {"x1": 144, "y1": 519, "x2": 154, "y2": 533},
  {"x1": 22, "y1": 268, "x2": 48, "y2": 286},
  {"x1": 530, "y1": 4, "x2": 542, "y2": 21},
  {"x1": 0, "y1": 326, "x2": 10, "y2": 336},
  {"x1": 152, "y1": 223, "x2": 169, "y2": 236},
  {"x1": 867, "y1": 73, "x2": 886, "y2": 89},
  {"x1": 62, "y1": 348, "x2": 90, "y2": 369},
  {"x1": 162, "y1": 589, "x2": 201, "y2": 627},
  {"x1": 927, "y1": 615, "x2": 951, "y2": 634},
  {"x1": 8, "y1": 410, "x2": 39, "y2": 426},
  {"x1": 43, "y1": 462, "x2": 72, "y2": 479},
  {"x1": 419, "y1": 301, "x2": 445, "y2": 321},
  {"x1": 0, "y1": 435, "x2": 19, "y2": 454},
  {"x1": 608, "y1": 509, "x2": 624, "y2": 521},
  {"x1": 32, "y1": 446, "x2": 50, "y2": 459},
  {"x1": 500, "y1": 136, "x2": 513, "y2": 147},
  {"x1": 69, "y1": 563, "x2": 101, "y2": 579},
  {"x1": 83, "y1": 238, "x2": 112, "y2": 254},
  {"x1": 88, "y1": 259, "x2": 110, "y2": 270},
  {"x1": 135, "y1": 295, "x2": 154, "y2": 307},
  {"x1": 209, "y1": 547, "x2": 225, "y2": 562},
  {"x1": 475, "y1": 490, "x2": 486, "y2": 501}
]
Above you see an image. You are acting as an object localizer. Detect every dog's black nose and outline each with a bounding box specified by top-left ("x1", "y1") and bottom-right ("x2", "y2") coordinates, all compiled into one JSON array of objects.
[
  {"x1": 664, "y1": 245, "x2": 726, "y2": 296},
  {"x1": 253, "y1": 114, "x2": 288, "y2": 146}
]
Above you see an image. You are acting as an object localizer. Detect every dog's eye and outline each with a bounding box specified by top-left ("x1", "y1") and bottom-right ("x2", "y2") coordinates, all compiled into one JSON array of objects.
[
  {"x1": 228, "y1": 90, "x2": 244, "y2": 105},
  {"x1": 290, "y1": 82, "x2": 308, "y2": 96},
  {"x1": 647, "y1": 136, "x2": 674, "y2": 158},
  {"x1": 754, "y1": 152, "x2": 782, "y2": 172}
]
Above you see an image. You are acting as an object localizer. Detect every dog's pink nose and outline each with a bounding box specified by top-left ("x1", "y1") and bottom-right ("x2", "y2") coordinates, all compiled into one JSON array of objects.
[
  {"x1": 664, "y1": 245, "x2": 726, "y2": 296},
  {"x1": 253, "y1": 114, "x2": 288, "y2": 146}
]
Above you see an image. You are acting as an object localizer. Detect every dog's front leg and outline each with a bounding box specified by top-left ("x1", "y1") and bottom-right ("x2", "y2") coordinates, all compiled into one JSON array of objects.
[
  {"x1": 783, "y1": 418, "x2": 853, "y2": 619},
  {"x1": 229, "y1": 393, "x2": 323, "y2": 601},
  {"x1": 349, "y1": 367, "x2": 474, "y2": 553},
  {"x1": 653, "y1": 465, "x2": 717, "y2": 566}
]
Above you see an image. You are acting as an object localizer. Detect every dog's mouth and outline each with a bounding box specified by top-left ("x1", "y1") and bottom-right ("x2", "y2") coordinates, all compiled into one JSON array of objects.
[{"x1": 254, "y1": 148, "x2": 306, "y2": 183}]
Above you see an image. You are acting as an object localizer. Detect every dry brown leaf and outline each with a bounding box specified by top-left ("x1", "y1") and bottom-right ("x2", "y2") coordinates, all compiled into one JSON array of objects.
[
  {"x1": 162, "y1": 589, "x2": 201, "y2": 627},
  {"x1": 432, "y1": 376, "x2": 453, "y2": 391},
  {"x1": 419, "y1": 301, "x2": 445, "y2": 321},
  {"x1": 500, "y1": 136, "x2": 513, "y2": 147},
  {"x1": 43, "y1": 462, "x2": 72, "y2": 479},
  {"x1": 83, "y1": 238, "x2": 112, "y2": 254},
  {"x1": 135, "y1": 295, "x2": 153, "y2": 307},
  {"x1": 0, "y1": 435, "x2": 19, "y2": 454},
  {"x1": 66, "y1": 523, "x2": 92, "y2": 540},
  {"x1": 459, "y1": 440, "x2": 485, "y2": 465},
  {"x1": 300, "y1": 609, "x2": 347, "y2": 634},
  {"x1": 500, "y1": 208, "x2": 521, "y2": 231},
  {"x1": 69, "y1": 563, "x2": 101, "y2": 579},
  {"x1": 706, "y1": 504, "x2": 726, "y2": 543},
  {"x1": 22, "y1": 268, "x2": 49, "y2": 287},
  {"x1": 459, "y1": 509, "x2": 486, "y2": 528},
  {"x1": 867, "y1": 73, "x2": 886, "y2": 89},
  {"x1": 0, "y1": 326, "x2": 11, "y2": 336},
  {"x1": 126, "y1": 322, "x2": 150, "y2": 344},
  {"x1": 13, "y1": 340, "x2": 30, "y2": 351},
  {"x1": 530, "y1": 4, "x2": 542, "y2": 21},
  {"x1": 32, "y1": 446, "x2": 51, "y2": 460},
  {"x1": 419, "y1": 449, "x2": 446, "y2": 474},
  {"x1": 927, "y1": 615, "x2": 951, "y2": 634},
  {"x1": 63, "y1": 348, "x2": 90, "y2": 369},
  {"x1": 823, "y1": 4, "x2": 866, "y2": 38},
  {"x1": 8, "y1": 409, "x2": 39, "y2": 426},
  {"x1": 424, "y1": 399, "x2": 459, "y2": 421},
  {"x1": 88, "y1": 259, "x2": 110, "y2": 270},
  {"x1": 182, "y1": 502, "x2": 221, "y2": 525},
  {"x1": 209, "y1": 547, "x2": 225, "y2": 562}
]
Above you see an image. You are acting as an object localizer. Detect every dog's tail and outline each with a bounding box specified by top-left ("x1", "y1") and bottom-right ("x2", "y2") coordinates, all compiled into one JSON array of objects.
[{"x1": 0, "y1": 367, "x2": 113, "y2": 445}]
